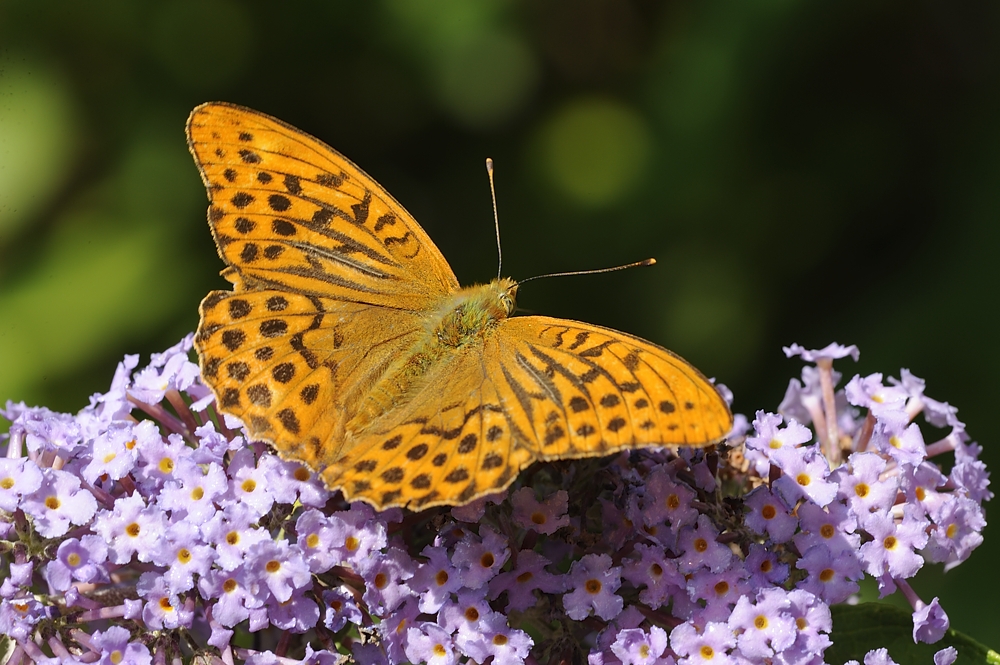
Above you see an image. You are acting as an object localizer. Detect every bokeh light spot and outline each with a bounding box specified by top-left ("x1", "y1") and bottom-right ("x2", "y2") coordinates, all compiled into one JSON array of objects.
[
  {"x1": 437, "y1": 31, "x2": 538, "y2": 128},
  {"x1": 0, "y1": 60, "x2": 77, "y2": 240},
  {"x1": 539, "y1": 98, "x2": 651, "y2": 207}
]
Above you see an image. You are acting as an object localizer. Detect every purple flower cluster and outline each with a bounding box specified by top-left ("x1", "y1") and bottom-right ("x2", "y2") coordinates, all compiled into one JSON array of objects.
[{"x1": 0, "y1": 338, "x2": 989, "y2": 665}]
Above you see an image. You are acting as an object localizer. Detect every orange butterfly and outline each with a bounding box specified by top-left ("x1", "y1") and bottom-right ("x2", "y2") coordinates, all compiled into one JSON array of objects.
[{"x1": 188, "y1": 102, "x2": 732, "y2": 510}]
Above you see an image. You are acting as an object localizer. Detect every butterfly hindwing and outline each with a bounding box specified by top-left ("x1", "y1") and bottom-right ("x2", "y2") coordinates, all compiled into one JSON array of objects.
[
  {"x1": 327, "y1": 340, "x2": 535, "y2": 510},
  {"x1": 196, "y1": 288, "x2": 426, "y2": 472}
]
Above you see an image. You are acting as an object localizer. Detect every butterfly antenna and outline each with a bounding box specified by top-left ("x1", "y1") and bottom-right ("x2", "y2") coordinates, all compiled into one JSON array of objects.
[
  {"x1": 487, "y1": 158, "x2": 502, "y2": 280},
  {"x1": 518, "y1": 258, "x2": 657, "y2": 285}
]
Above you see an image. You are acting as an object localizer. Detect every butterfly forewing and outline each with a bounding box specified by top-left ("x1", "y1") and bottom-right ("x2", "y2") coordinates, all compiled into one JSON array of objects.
[
  {"x1": 187, "y1": 102, "x2": 459, "y2": 310},
  {"x1": 496, "y1": 317, "x2": 732, "y2": 456}
]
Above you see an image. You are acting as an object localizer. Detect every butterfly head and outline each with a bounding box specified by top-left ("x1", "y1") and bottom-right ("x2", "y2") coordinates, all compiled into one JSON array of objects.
[{"x1": 495, "y1": 277, "x2": 518, "y2": 317}]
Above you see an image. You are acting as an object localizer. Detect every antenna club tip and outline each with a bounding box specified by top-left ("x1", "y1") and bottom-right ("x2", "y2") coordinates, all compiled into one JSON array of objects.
[
  {"x1": 486, "y1": 157, "x2": 494, "y2": 172},
  {"x1": 644, "y1": 258, "x2": 656, "y2": 266}
]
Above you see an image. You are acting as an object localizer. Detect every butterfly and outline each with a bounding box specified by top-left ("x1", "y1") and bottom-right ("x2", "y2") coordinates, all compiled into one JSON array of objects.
[{"x1": 187, "y1": 102, "x2": 733, "y2": 511}]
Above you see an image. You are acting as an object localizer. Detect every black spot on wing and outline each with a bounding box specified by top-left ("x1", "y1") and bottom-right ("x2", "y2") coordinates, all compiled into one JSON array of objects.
[
  {"x1": 266, "y1": 295, "x2": 288, "y2": 311},
  {"x1": 231, "y1": 192, "x2": 254, "y2": 208},
  {"x1": 221, "y1": 388, "x2": 240, "y2": 408},
  {"x1": 300, "y1": 384, "x2": 319, "y2": 405},
  {"x1": 246, "y1": 384, "x2": 273, "y2": 407},
  {"x1": 283, "y1": 174, "x2": 302, "y2": 195},
  {"x1": 268, "y1": 195, "x2": 291, "y2": 212},
  {"x1": 277, "y1": 409, "x2": 300, "y2": 434},
  {"x1": 272, "y1": 219, "x2": 296, "y2": 236},
  {"x1": 221, "y1": 329, "x2": 246, "y2": 351},
  {"x1": 228, "y1": 299, "x2": 251, "y2": 319},
  {"x1": 227, "y1": 361, "x2": 250, "y2": 381}
]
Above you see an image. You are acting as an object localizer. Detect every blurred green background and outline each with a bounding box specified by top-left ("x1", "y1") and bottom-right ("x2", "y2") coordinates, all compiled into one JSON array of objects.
[{"x1": 1, "y1": 0, "x2": 997, "y2": 645}]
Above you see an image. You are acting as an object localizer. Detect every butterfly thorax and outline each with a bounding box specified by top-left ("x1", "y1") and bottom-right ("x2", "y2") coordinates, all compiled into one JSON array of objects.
[
  {"x1": 433, "y1": 277, "x2": 517, "y2": 347},
  {"x1": 346, "y1": 278, "x2": 518, "y2": 434}
]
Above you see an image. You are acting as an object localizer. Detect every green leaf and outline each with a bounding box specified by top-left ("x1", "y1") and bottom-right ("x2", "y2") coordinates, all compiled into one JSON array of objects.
[{"x1": 827, "y1": 604, "x2": 998, "y2": 665}]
